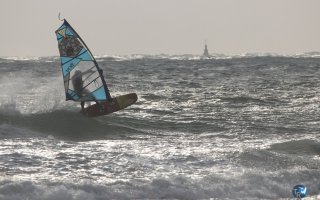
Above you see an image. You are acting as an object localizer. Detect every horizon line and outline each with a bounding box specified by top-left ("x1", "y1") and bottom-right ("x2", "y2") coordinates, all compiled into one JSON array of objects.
[{"x1": 1, "y1": 51, "x2": 320, "y2": 60}]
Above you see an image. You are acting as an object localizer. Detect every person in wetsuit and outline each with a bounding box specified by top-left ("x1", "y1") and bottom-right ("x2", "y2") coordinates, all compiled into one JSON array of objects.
[{"x1": 72, "y1": 70, "x2": 93, "y2": 111}]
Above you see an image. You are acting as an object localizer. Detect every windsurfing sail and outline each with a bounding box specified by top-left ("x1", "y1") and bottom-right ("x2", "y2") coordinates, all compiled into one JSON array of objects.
[{"x1": 55, "y1": 19, "x2": 111, "y2": 102}]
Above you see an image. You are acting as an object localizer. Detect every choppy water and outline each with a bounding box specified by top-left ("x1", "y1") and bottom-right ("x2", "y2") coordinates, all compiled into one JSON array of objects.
[{"x1": 0, "y1": 54, "x2": 320, "y2": 199}]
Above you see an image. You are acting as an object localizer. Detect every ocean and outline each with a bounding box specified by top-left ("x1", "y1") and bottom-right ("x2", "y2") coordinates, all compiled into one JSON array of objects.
[{"x1": 0, "y1": 54, "x2": 320, "y2": 199}]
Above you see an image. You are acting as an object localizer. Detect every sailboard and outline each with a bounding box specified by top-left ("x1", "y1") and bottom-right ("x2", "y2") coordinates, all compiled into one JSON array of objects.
[{"x1": 55, "y1": 19, "x2": 137, "y2": 117}]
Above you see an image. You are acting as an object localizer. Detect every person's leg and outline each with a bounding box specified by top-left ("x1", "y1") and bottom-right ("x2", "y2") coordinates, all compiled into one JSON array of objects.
[{"x1": 81, "y1": 101, "x2": 85, "y2": 111}]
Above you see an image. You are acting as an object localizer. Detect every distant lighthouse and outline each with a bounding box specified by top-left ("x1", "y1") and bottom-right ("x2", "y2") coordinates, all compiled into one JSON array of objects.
[{"x1": 203, "y1": 40, "x2": 210, "y2": 57}]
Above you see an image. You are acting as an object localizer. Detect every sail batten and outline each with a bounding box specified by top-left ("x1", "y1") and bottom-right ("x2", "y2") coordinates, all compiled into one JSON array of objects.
[{"x1": 55, "y1": 19, "x2": 111, "y2": 102}]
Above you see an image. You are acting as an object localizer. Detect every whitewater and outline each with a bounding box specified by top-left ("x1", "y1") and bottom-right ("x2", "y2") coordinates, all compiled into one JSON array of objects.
[{"x1": 0, "y1": 54, "x2": 320, "y2": 199}]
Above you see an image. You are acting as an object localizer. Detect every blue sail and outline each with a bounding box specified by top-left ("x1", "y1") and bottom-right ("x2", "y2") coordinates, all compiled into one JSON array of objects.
[{"x1": 55, "y1": 19, "x2": 111, "y2": 102}]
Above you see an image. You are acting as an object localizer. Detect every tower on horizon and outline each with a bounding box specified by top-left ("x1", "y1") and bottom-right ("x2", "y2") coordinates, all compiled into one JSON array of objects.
[{"x1": 203, "y1": 40, "x2": 210, "y2": 57}]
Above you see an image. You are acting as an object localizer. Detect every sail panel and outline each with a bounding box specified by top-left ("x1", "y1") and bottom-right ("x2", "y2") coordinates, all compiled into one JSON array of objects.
[
  {"x1": 67, "y1": 89, "x2": 80, "y2": 100},
  {"x1": 61, "y1": 57, "x2": 81, "y2": 76},
  {"x1": 91, "y1": 87, "x2": 107, "y2": 100},
  {"x1": 65, "y1": 28, "x2": 74, "y2": 36},
  {"x1": 55, "y1": 19, "x2": 111, "y2": 102},
  {"x1": 78, "y1": 51, "x2": 92, "y2": 61}
]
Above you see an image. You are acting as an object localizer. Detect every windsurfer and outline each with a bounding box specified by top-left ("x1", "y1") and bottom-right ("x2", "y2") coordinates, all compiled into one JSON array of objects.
[{"x1": 72, "y1": 69, "x2": 97, "y2": 111}]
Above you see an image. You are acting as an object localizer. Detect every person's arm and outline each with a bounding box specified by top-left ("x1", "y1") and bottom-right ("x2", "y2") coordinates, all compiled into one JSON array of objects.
[{"x1": 82, "y1": 67, "x2": 95, "y2": 75}]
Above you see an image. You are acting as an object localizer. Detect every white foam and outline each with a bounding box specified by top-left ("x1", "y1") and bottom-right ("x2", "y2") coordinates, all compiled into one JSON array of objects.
[
  {"x1": 0, "y1": 70, "x2": 69, "y2": 114},
  {"x1": 1, "y1": 172, "x2": 319, "y2": 200},
  {"x1": 1, "y1": 56, "x2": 40, "y2": 61}
]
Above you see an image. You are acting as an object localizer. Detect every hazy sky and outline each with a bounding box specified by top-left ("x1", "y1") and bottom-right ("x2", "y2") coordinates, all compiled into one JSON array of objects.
[{"x1": 1, "y1": 0, "x2": 319, "y2": 56}]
